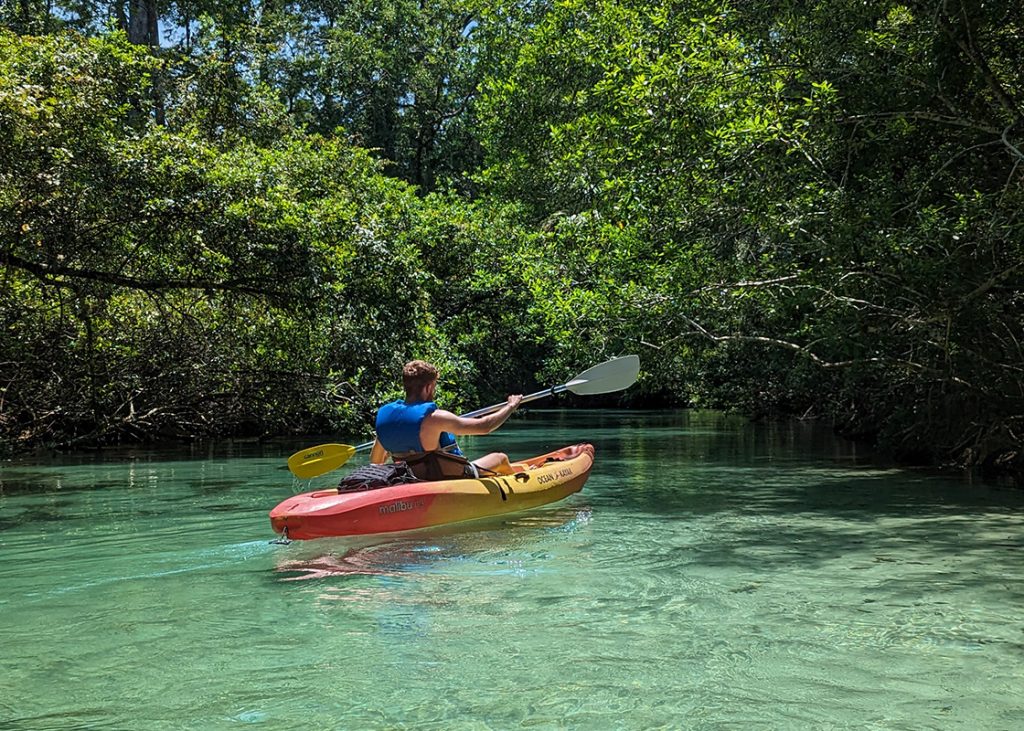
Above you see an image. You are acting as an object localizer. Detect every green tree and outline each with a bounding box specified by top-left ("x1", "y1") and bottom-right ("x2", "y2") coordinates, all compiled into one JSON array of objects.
[
  {"x1": 0, "y1": 31, "x2": 444, "y2": 447},
  {"x1": 473, "y1": 0, "x2": 1024, "y2": 469}
]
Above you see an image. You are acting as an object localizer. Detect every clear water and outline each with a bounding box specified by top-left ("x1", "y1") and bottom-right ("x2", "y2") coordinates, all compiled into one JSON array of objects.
[{"x1": 1, "y1": 410, "x2": 1022, "y2": 730}]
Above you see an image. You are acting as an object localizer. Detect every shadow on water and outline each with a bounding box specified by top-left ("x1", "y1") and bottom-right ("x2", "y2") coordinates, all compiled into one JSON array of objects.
[
  {"x1": 521, "y1": 408, "x2": 1021, "y2": 507},
  {"x1": 0, "y1": 438, "x2": 299, "y2": 498},
  {"x1": 0, "y1": 505, "x2": 71, "y2": 532}
]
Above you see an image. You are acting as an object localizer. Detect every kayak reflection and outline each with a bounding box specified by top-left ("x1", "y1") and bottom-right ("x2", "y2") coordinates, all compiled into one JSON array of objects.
[{"x1": 272, "y1": 505, "x2": 592, "y2": 581}]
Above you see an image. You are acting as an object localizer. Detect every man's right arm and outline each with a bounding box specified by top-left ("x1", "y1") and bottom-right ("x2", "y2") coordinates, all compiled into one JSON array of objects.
[{"x1": 429, "y1": 395, "x2": 523, "y2": 438}]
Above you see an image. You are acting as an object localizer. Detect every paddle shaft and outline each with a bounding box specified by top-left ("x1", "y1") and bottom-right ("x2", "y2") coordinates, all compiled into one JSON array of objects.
[{"x1": 461, "y1": 384, "x2": 571, "y2": 418}]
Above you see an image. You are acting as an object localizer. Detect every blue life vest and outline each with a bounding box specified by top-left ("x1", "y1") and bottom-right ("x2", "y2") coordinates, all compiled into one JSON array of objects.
[
  {"x1": 438, "y1": 430, "x2": 462, "y2": 455},
  {"x1": 375, "y1": 400, "x2": 463, "y2": 456}
]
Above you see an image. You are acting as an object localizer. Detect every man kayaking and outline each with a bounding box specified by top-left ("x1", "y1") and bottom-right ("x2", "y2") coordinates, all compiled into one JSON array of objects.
[{"x1": 373, "y1": 360, "x2": 523, "y2": 480}]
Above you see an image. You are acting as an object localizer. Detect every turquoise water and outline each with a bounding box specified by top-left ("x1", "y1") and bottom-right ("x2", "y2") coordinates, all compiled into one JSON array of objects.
[{"x1": 1, "y1": 410, "x2": 1022, "y2": 730}]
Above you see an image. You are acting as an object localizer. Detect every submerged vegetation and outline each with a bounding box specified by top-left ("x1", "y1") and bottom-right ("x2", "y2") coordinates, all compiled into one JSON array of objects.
[{"x1": 1, "y1": 1, "x2": 1021, "y2": 479}]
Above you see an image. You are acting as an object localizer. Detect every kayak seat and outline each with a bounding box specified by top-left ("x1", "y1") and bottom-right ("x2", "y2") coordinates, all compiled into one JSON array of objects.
[{"x1": 337, "y1": 462, "x2": 421, "y2": 493}]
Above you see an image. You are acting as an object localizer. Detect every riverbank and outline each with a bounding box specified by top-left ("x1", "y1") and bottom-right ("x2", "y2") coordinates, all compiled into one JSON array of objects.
[{"x1": 4, "y1": 408, "x2": 1021, "y2": 489}]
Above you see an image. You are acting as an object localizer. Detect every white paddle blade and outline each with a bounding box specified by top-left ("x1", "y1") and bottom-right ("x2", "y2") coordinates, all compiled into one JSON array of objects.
[{"x1": 566, "y1": 355, "x2": 640, "y2": 395}]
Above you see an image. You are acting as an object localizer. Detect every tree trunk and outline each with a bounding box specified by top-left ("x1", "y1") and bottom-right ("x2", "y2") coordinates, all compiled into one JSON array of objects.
[
  {"x1": 125, "y1": 0, "x2": 164, "y2": 124},
  {"x1": 127, "y1": 0, "x2": 158, "y2": 48}
]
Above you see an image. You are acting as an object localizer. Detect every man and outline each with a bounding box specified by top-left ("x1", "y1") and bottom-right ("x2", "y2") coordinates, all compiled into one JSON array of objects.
[{"x1": 373, "y1": 360, "x2": 523, "y2": 480}]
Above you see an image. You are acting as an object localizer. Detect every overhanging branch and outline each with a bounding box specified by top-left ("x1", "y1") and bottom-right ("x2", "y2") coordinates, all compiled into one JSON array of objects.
[{"x1": 0, "y1": 250, "x2": 288, "y2": 298}]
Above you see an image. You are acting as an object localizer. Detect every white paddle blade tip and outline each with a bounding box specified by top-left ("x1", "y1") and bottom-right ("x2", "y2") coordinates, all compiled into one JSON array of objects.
[{"x1": 567, "y1": 354, "x2": 640, "y2": 395}]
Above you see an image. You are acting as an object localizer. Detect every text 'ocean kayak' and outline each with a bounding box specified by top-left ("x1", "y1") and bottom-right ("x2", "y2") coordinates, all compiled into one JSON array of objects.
[{"x1": 270, "y1": 443, "x2": 594, "y2": 540}]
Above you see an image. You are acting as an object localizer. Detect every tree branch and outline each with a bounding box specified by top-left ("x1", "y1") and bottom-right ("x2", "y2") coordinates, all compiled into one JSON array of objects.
[
  {"x1": 0, "y1": 250, "x2": 288, "y2": 298},
  {"x1": 840, "y1": 111, "x2": 1000, "y2": 134},
  {"x1": 938, "y1": 1, "x2": 1022, "y2": 123}
]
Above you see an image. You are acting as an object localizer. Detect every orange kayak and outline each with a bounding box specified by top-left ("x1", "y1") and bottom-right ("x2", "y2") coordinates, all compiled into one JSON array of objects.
[{"x1": 270, "y1": 444, "x2": 594, "y2": 540}]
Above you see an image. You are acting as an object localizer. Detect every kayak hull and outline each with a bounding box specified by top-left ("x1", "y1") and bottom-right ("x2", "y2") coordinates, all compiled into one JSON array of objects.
[{"x1": 270, "y1": 443, "x2": 594, "y2": 540}]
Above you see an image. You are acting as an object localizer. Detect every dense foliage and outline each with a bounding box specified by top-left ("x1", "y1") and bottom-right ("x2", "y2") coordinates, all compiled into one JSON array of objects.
[{"x1": 1, "y1": 1, "x2": 1021, "y2": 478}]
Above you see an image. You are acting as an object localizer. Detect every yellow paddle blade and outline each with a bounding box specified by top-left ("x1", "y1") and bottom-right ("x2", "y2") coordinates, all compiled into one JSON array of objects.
[{"x1": 287, "y1": 443, "x2": 356, "y2": 479}]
